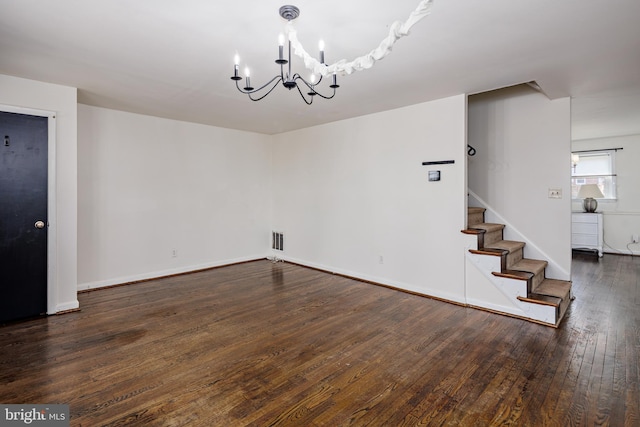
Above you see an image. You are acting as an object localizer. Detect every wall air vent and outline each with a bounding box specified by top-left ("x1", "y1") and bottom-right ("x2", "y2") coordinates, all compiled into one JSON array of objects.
[{"x1": 272, "y1": 231, "x2": 284, "y2": 251}]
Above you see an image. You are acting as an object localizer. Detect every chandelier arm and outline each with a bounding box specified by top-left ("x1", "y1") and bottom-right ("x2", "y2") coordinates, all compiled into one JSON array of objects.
[
  {"x1": 294, "y1": 84, "x2": 313, "y2": 105},
  {"x1": 292, "y1": 74, "x2": 335, "y2": 100},
  {"x1": 235, "y1": 75, "x2": 283, "y2": 95},
  {"x1": 307, "y1": 87, "x2": 336, "y2": 100},
  {"x1": 292, "y1": 74, "x2": 313, "y2": 90},
  {"x1": 247, "y1": 77, "x2": 284, "y2": 102}
]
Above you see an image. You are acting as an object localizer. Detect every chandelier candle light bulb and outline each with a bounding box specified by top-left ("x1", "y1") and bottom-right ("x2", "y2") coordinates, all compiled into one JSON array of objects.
[
  {"x1": 278, "y1": 34, "x2": 286, "y2": 63},
  {"x1": 244, "y1": 67, "x2": 253, "y2": 91},
  {"x1": 308, "y1": 74, "x2": 317, "y2": 96},
  {"x1": 318, "y1": 40, "x2": 325, "y2": 64},
  {"x1": 233, "y1": 54, "x2": 240, "y2": 80}
]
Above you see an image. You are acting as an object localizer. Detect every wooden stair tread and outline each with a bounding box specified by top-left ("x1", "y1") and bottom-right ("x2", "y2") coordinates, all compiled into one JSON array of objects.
[
  {"x1": 469, "y1": 248, "x2": 506, "y2": 257},
  {"x1": 472, "y1": 223, "x2": 505, "y2": 233},
  {"x1": 534, "y1": 279, "x2": 572, "y2": 300},
  {"x1": 511, "y1": 258, "x2": 548, "y2": 275},
  {"x1": 493, "y1": 270, "x2": 533, "y2": 281},
  {"x1": 486, "y1": 240, "x2": 525, "y2": 253},
  {"x1": 462, "y1": 228, "x2": 485, "y2": 235},
  {"x1": 518, "y1": 293, "x2": 562, "y2": 307}
]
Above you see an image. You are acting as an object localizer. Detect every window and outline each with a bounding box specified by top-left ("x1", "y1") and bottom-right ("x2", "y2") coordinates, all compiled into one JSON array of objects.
[{"x1": 571, "y1": 149, "x2": 616, "y2": 200}]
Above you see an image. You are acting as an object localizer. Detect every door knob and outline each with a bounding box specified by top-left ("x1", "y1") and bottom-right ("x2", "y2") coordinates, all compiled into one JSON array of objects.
[{"x1": 35, "y1": 221, "x2": 45, "y2": 229}]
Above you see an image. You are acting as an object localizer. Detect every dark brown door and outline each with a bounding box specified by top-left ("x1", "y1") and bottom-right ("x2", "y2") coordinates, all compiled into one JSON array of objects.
[{"x1": 0, "y1": 111, "x2": 48, "y2": 323}]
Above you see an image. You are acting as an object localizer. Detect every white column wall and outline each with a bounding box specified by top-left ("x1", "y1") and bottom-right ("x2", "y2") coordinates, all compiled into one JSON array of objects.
[
  {"x1": 468, "y1": 85, "x2": 572, "y2": 279},
  {"x1": 77, "y1": 105, "x2": 272, "y2": 289},
  {"x1": 271, "y1": 95, "x2": 468, "y2": 303}
]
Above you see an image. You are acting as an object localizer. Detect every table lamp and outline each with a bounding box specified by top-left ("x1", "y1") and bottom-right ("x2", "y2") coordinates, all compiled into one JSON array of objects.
[{"x1": 577, "y1": 184, "x2": 604, "y2": 213}]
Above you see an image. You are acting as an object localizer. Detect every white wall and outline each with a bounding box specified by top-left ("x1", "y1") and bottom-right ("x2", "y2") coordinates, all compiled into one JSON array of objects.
[
  {"x1": 0, "y1": 74, "x2": 79, "y2": 313},
  {"x1": 271, "y1": 95, "x2": 468, "y2": 303},
  {"x1": 77, "y1": 105, "x2": 272, "y2": 289},
  {"x1": 468, "y1": 85, "x2": 572, "y2": 279},
  {"x1": 572, "y1": 134, "x2": 640, "y2": 255}
]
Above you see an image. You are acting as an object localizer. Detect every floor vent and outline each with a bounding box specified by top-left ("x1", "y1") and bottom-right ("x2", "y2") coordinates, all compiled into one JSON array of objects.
[{"x1": 272, "y1": 231, "x2": 284, "y2": 251}]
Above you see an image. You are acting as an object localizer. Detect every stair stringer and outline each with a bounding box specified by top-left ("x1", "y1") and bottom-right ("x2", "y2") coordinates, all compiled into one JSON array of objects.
[
  {"x1": 463, "y1": 240, "x2": 558, "y2": 325},
  {"x1": 468, "y1": 190, "x2": 569, "y2": 281}
]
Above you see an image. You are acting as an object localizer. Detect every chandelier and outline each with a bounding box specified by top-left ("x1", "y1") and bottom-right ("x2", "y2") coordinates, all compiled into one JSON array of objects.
[
  {"x1": 231, "y1": 5, "x2": 338, "y2": 105},
  {"x1": 230, "y1": 0, "x2": 434, "y2": 105}
]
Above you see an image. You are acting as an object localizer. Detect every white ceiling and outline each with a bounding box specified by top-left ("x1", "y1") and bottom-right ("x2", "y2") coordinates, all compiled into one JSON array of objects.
[{"x1": 1, "y1": 0, "x2": 639, "y2": 138}]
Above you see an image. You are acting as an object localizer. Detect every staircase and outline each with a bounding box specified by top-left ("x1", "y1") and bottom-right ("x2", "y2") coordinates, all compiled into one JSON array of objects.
[{"x1": 463, "y1": 206, "x2": 573, "y2": 327}]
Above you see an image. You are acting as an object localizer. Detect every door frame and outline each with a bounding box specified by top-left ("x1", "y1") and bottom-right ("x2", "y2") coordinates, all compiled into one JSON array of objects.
[{"x1": 1, "y1": 103, "x2": 58, "y2": 315}]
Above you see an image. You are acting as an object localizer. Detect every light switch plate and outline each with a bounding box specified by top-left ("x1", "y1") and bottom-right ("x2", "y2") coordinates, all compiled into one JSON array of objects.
[{"x1": 548, "y1": 188, "x2": 562, "y2": 199}]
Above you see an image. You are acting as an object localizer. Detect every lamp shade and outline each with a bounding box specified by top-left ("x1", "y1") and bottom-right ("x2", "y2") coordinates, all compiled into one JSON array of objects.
[{"x1": 578, "y1": 184, "x2": 604, "y2": 199}]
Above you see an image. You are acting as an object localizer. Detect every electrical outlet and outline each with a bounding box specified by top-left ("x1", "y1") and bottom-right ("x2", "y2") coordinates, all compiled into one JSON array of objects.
[
  {"x1": 172, "y1": 249, "x2": 178, "y2": 258},
  {"x1": 632, "y1": 235, "x2": 639, "y2": 244},
  {"x1": 548, "y1": 188, "x2": 562, "y2": 199},
  {"x1": 379, "y1": 255, "x2": 384, "y2": 264}
]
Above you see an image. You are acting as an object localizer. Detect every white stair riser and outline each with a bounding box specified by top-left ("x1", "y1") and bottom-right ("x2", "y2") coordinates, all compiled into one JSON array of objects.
[{"x1": 467, "y1": 251, "x2": 558, "y2": 325}]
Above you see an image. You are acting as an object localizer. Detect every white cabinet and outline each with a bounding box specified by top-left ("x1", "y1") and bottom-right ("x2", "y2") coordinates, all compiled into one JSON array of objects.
[{"x1": 572, "y1": 212, "x2": 603, "y2": 257}]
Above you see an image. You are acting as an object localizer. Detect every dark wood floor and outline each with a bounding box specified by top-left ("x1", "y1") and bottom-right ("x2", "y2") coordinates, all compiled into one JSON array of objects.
[{"x1": 1, "y1": 253, "x2": 638, "y2": 426}]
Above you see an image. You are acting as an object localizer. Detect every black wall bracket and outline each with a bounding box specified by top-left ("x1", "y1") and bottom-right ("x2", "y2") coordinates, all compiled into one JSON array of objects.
[{"x1": 422, "y1": 160, "x2": 455, "y2": 166}]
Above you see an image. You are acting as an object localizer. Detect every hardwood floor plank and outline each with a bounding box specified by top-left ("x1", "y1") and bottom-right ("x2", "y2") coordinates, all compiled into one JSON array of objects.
[
  {"x1": 408, "y1": 317, "x2": 525, "y2": 425},
  {"x1": 1, "y1": 255, "x2": 639, "y2": 426},
  {"x1": 623, "y1": 319, "x2": 640, "y2": 427}
]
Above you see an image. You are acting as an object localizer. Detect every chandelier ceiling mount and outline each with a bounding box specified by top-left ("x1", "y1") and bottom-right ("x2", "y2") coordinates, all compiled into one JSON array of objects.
[{"x1": 278, "y1": 5, "x2": 300, "y2": 21}]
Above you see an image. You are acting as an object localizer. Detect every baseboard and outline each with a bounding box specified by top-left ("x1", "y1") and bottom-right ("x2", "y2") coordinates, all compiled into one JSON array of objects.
[
  {"x1": 603, "y1": 248, "x2": 640, "y2": 257},
  {"x1": 465, "y1": 297, "x2": 525, "y2": 318},
  {"x1": 277, "y1": 255, "x2": 467, "y2": 306},
  {"x1": 77, "y1": 255, "x2": 268, "y2": 292},
  {"x1": 466, "y1": 301, "x2": 557, "y2": 328},
  {"x1": 53, "y1": 300, "x2": 80, "y2": 314}
]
